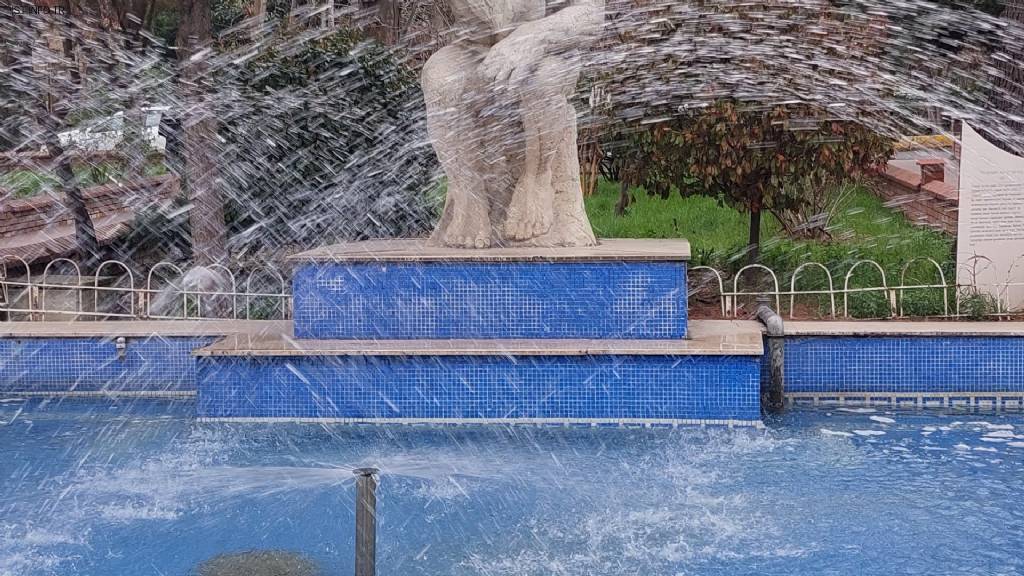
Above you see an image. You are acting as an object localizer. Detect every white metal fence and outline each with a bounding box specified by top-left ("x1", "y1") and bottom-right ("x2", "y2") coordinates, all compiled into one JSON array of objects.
[
  {"x1": 0, "y1": 256, "x2": 291, "y2": 321},
  {"x1": 690, "y1": 256, "x2": 1021, "y2": 319},
  {"x1": 3, "y1": 254, "x2": 1022, "y2": 322}
]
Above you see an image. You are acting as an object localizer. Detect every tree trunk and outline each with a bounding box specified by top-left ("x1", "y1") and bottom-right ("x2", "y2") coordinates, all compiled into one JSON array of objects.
[
  {"x1": 53, "y1": 144, "x2": 100, "y2": 264},
  {"x1": 177, "y1": 0, "x2": 229, "y2": 266},
  {"x1": 747, "y1": 204, "x2": 762, "y2": 264},
  {"x1": 48, "y1": 1, "x2": 100, "y2": 266},
  {"x1": 245, "y1": 0, "x2": 268, "y2": 41},
  {"x1": 614, "y1": 180, "x2": 631, "y2": 216},
  {"x1": 378, "y1": 0, "x2": 401, "y2": 44}
]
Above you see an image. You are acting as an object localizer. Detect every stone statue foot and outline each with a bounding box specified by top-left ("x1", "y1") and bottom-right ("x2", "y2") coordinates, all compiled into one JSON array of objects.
[
  {"x1": 444, "y1": 209, "x2": 491, "y2": 248},
  {"x1": 504, "y1": 179, "x2": 554, "y2": 241}
]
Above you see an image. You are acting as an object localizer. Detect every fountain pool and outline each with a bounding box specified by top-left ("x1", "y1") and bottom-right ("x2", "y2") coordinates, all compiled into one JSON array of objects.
[{"x1": 2, "y1": 397, "x2": 1023, "y2": 576}]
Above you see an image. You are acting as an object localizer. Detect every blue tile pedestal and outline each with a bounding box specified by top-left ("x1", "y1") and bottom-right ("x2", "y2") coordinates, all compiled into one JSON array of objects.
[
  {"x1": 779, "y1": 334, "x2": 1024, "y2": 409},
  {"x1": 0, "y1": 336, "x2": 215, "y2": 395},
  {"x1": 196, "y1": 352, "x2": 761, "y2": 425},
  {"x1": 196, "y1": 239, "x2": 764, "y2": 426},
  {"x1": 289, "y1": 239, "x2": 690, "y2": 340}
]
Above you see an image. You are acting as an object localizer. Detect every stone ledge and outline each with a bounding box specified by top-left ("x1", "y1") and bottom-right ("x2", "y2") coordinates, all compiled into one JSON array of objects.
[
  {"x1": 0, "y1": 320, "x2": 289, "y2": 338},
  {"x1": 785, "y1": 320, "x2": 1024, "y2": 337},
  {"x1": 195, "y1": 320, "x2": 761, "y2": 357},
  {"x1": 289, "y1": 238, "x2": 691, "y2": 263}
]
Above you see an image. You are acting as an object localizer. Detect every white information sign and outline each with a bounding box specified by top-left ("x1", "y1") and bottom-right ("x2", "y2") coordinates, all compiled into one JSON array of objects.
[{"x1": 957, "y1": 123, "x2": 1024, "y2": 310}]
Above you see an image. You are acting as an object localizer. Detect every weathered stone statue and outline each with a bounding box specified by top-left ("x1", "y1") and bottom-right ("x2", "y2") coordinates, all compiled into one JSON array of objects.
[{"x1": 422, "y1": 0, "x2": 604, "y2": 248}]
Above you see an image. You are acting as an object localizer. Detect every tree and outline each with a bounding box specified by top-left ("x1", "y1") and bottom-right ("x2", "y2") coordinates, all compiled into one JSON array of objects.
[
  {"x1": 219, "y1": 29, "x2": 437, "y2": 253},
  {"x1": 177, "y1": 0, "x2": 229, "y2": 265},
  {"x1": 619, "y1": 101, "x2": 892, "y2": 263},
  {"x1": 42, "y1": 1, "x2": 100, "y2": 265}
]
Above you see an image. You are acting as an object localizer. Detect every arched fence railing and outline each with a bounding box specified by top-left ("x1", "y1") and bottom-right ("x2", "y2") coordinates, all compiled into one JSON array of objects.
[
  {"x1": 687, "y1": 258, "x2": 1024, "y2": 320},
  {"x1": 4, "y1": 255, "x2": 1024, "y2": 322},
  {"x1": 0, "y1": 257, "x2": 291, "y2": 322}
]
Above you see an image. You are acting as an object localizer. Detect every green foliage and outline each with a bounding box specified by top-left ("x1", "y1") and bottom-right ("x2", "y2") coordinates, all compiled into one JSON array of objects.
[
  {"x1": 587, "y1": 179, "x2": 779, "y2": 263},
  {"x1": 219, "y1": 29, "x2": 437, "y2": 252},
  {"x1": 149, "y1": 8, "x2": 180, "y2": 46},
  {"x1": 0, "y1": 160, "x2": 163, "y2": 199},
  {"x1": 212, "y1": 0, "x2": 248, "y2": 33},
  {"x1": 609, "y1": 101, "x2": 893, "y2": 255},
  {"x1": 1, "y1": 170, "x2": 60, "y2": 198},
  {"x1": 586, "y1": 179, "x2": 955, "y2": 318},
  {"x1": 958, "y1": 291, "x2": 1000, "y2": 320},
  {"x1": 120, "y1": 196, "x2": 193, "y2": 263}
]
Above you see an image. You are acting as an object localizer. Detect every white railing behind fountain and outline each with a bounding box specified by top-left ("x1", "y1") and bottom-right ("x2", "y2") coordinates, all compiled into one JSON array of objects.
[
  {"x1": 0, "y1": 256, "x2": 291, "y2": 321},
  {"x1": 3, "y1": 254, "x2": 1022, "y2": 322},
  {"x1": 690, "y1": 255, "x2": 1022, "y2": 320}
]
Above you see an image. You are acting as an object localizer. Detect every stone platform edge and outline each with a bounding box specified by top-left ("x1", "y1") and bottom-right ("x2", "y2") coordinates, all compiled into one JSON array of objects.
[
  {"x1": 5, "y1": 320, "x2": 1024, "y2": 341},
  {"x1": 288, "y1": 238, "x2": 691, "y2": 262},
  {"x1": 194, "y1": 320, "x2": 761, "y2": 357},
  {"x1": 785, "y1": 321, "x2": 1024, "y2": 337}
]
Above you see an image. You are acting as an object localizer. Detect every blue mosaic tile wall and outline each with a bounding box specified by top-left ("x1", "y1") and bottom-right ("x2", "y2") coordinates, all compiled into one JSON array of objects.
[
  {"x1": 781, "y1": 336, "x2": 1024, "y2": 393},
  {"x1": 0, "y1": 337, "x2": 214, "y2": 394},
  {"x1": 197, "y1": 354, "x2": 759, "y2": 422},
  {"x1": 292, "y1": 261, "x2": 688, "y2": 340}
]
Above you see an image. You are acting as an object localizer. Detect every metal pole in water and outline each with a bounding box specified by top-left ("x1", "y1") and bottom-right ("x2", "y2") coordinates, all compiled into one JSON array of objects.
[{"x1": 353, "y1": 467, "x2": 379, "y2": 576}]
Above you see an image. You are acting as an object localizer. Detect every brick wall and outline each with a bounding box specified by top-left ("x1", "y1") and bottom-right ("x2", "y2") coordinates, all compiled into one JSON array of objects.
[
  {"x1": 0, "y1": 174, "x2": 179, "y2": 239},
  {"x1": 874, "y1": 164, "x2": 958, "y2": 235}
]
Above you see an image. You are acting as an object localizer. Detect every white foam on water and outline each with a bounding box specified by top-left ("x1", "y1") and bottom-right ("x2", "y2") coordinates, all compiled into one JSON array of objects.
[
  {"x1": 464, "y1": 488, "x2": 811, "y2": 576},
  {"x1": 853, "y1": 430, "x2": 885, "y2": 436},
  {"x1": 980, "y1": 437, "x2": 1011, "y2": 443},
  {"x1": 820, "y1": 429, "x2": 854, "y2": 438},
  {"x1": 96, "y1": 502, "x2": 182, "y2": 522},
  {"x1": 973, "y1": 446, "x2": 998, "y2": 452},
  {"x1": 837, "y1": 408, "x2": 876, "y2": 414},
  {"x1": 954, "y1": 444, "x2": 972, "y2": 451},
  {"x1": 983, "y1": 430, "x2": 1015, "y2": 438},
  {"x1": 869, "y1": 416, "x2": 896, "y2": 424},
  {"x1": 0, "y1": 526, "x2": 84, "y2": 576},
  {"x1": 1007, "y1": 442, "x2": 1024, "y2": 448}
]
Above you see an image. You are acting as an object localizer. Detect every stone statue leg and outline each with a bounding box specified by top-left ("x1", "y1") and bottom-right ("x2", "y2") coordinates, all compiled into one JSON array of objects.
[
  {"x1": 544, "y1": 55, "x2": 596, "y2": 247},
  {"x1": 502, "y1": 58, "x2": 563, "y2": 241},
  {"x1": 422, "y1": 45, "x2": 492, "y2": 248},
  {"x1": 504, "y1": 53, "x2": 596, "y2": 246}
]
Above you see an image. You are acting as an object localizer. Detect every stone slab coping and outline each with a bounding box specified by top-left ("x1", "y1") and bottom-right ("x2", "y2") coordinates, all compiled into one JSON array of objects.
[
  {"x1": 288, "y1": 238, "x2": 691, "y2": 263},
  {"x1": 4, "y1": 320, "x2": 1024, "y2": 340},
  {"x1": 0, "y1": 320, "x2": 291, "y2": 338},
  {"x1": 785, "y1": 321, "x2": 1024, "y2": 337},
  {"x1": 194, "y1": 320, "x2": 762, "y2": 357}
]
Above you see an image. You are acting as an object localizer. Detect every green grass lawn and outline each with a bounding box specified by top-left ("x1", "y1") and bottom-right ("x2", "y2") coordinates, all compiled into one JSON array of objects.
[
  {"x1": 0, "y1": 170, "x2": 61, "y2": 199},
  {"x1": 1, "y1": 161, "x2": 167, "y2": 199},
  {"x1": 585, "y1": 179, "x2": 955, "y2": 317}
]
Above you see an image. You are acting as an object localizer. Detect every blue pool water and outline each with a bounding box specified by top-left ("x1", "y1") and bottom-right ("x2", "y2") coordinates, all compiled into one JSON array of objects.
[{"x1": 2, "y1": 398, "x2": 1023, "y2": 576}]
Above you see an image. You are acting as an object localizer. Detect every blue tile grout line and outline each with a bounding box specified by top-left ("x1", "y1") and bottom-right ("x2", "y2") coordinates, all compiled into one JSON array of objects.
[
  {"x1": 195, "y1": 354, "x2": 761, "y2": 422},
  {"x1": 292, "y1": 261, "x2": 688, "y2": 340},
  {"x1": 5, "y1": 333, "x2": 1024, "y2": 422},
  {"x1": 778, "y1": 336, "x2": 1024, "y2": 393},
  {"x1": 0, "y1": 337, "x2": 215, "y2": 394}
]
